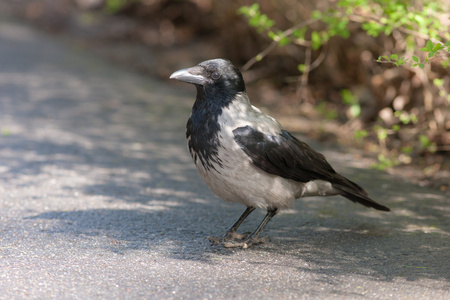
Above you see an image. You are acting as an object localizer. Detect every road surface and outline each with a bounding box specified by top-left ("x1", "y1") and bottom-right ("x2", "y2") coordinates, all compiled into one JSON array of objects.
[{"x1": 0, "y1": 20, "x2": 449, "y2": 299}]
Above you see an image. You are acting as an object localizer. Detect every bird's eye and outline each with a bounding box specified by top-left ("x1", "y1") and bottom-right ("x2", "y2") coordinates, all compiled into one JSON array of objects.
[{"x1": 211, "y1": 72, "x2": 221, "y2": 80}]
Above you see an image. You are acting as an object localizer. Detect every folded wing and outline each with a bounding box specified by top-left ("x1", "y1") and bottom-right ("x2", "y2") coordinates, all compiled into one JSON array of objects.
[{"x1": 233, "y1": 125, "x2": 390, "y2": 211}]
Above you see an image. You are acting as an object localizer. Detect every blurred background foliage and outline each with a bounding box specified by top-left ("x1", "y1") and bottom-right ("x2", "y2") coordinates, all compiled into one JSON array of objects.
[{"x1": 1, "y1": 0, "x2": 448, "y2": 189}]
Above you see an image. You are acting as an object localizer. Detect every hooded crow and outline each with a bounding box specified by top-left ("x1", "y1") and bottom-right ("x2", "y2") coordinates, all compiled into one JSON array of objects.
[{"x1": 170, "y1": 58, "x2": 390, "y2": 248}]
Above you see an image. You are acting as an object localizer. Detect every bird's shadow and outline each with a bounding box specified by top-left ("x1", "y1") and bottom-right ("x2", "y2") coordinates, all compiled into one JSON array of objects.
[
  {"x1": 255, "y1": 176, "x2": 450, "y2": 284},
  {"x1": 28, "y1": 166, "x2": 450, "y2": 284}
]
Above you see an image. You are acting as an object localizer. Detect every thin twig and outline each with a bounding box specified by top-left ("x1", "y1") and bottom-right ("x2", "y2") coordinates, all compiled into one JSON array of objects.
[
  {"x1": 309, "y1": 44, "x2": 327, "y2": 72},
  {"x1": 299, "y1": 46, "x2": 311, "y2": 89},
  {"x1": 242, "y1": 18, "x2": 319, "y2": 71}
]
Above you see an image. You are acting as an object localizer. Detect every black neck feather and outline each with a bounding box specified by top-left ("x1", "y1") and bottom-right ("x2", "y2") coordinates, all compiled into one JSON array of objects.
[{"x1": 186, "y1": 86, "x2": 239, "y2": 171}]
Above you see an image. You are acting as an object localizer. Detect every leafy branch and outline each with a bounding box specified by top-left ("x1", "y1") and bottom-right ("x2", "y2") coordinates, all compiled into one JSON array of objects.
[
  {"x1": 239, "y1": 4, "x2": 319, "y2": 71},
  {"x1": 239, "y1": 1, "x2": 449, "y2": 170},
  {"x1": 377, "y1": 40, "x2": 450, "y2": 68},
  {"x1": 239, "y1": 1, "x2": 450, "y2": 71}
]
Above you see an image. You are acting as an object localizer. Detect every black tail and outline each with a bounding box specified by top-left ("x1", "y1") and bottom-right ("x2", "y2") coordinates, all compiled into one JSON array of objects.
[{"x1": 332, "y1": 174, "x2": 390, "y2": 211}]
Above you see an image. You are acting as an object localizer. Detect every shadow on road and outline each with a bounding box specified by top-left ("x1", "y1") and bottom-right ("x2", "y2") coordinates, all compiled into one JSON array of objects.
[{"x1": 1, "y1": 21, "x2": 448, "y2": 292}]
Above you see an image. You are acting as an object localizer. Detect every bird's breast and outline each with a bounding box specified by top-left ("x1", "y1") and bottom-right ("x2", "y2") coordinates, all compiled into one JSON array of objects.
[{"x1": 186, "y1": 110, "x2": 300, "y2": 209}]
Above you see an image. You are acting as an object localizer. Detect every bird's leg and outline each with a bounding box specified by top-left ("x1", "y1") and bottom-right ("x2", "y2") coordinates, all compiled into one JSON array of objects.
[
  {"x1": 223, "y1": 207, "x2": 279, "y2": 249},
  {"x1": 223, "y1": 206, "x2": 256, "y2": 240},
  {"x1": 208, "y1": 206, "x2": 255, "y2": 245}
]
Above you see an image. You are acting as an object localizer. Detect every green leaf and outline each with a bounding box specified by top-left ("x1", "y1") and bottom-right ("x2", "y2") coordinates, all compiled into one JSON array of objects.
[
  {"x1": 390, "y1": 54, "x2": 399, "y2": 60},
  {"x1": 377, "y1": 128, "x2": 388, "y2": 141},
  {"x1": 401, "y1": 146, "x2": 413, "y2": 154},
  {"x1": 268, "y1": 30, "x2": 289, "y2": 46},
  {"x1": 420, "y1": 40, "x2": 434, "y2": 52},
  {"x1": 278, "y1": 36, "x2": 291, "y2": 46},
  {"x1": 349, "y1": 104, "x2": 361, "y2": 117},
  {"x1": 414, "y1": 15, "x2": 426, "y2": 26},
  {"x1": 372, "y1": 154, "x2": 398, "y2": 170},
  {"x1": 249, "y1": 16, "x2": 259, "y2": 27},
  {"x1": 250, "y1": 3, "x2": 260, "y2": 13},
  {"x1": 362, "y1": 21, "x2": 384, "y2": 37},
  {"x1": 292, "y1": 27, "x2": 307, "y2": 40},
  {"x1": 432, "y1": 43, "x2": 444, "y2": 52},
  {"x1": 419, "y1": 134, "x2": 431, "y2": 148},
  {"x1": 412, "y1": 56, "x2": 419, "y2": 63},
  {"x1": 238, "y1": 4, "x2": 260, "y2": 17},
  {"x1": 311, "y1": 31, "x2": 322, "y2": 50},
  {"x1": 268, "y1": 31, "x2": 276, "y2": 40},
  {"x1": 320, "y1": 32, "x2": 330, "y2": 43},
  {"x1": 433, "y1": 78, "x2": 444, "y2": 87},
  {"x1": 341, "y1": 89, "x2": 356, "y2": 104},
  {"x1": 380, "y1": 17, "x2": 388, "y2": 24},
  {"x1": 311, "y1": 10, "x2": 322, "y2": 20},
  {"x1": 297, "y1": 64, "x2": 306, "y2": 72},
  {"x1": 237, "y1": 6, "x2": 250, "y2": 16},
  {"x1": 399, "y1": 113, "x2": 410, "y2": 124},
  {"x1": 354, "y1": 130, "x2": 368, "y2": 140}
]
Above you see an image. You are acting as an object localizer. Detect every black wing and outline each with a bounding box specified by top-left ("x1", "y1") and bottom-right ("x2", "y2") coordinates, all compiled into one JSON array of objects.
[
  {"x1": 233, "y1": 126, "x2": 390, "y2": 211},
  {"x1": 233, "y1": 125, "x2": 338, "y2": 183}
]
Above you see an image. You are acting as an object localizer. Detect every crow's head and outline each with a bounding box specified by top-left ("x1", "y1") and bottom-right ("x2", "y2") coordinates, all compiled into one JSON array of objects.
[{"x1": 170, "y1": 59, "x2": 246, "y2": 98}]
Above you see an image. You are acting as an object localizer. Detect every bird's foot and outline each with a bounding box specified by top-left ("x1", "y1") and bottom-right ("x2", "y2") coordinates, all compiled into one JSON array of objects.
[
  {"x1": 223, "y1": 235, "x2": 270, "y2": 249},
  {"x1": 208, "y1": 234, "x2": 269, "y2": 249},
  {"x1": 207, "y1": 230, "x2": 251, "y2": 246},
  {"x1": 223, "y1": 230, "x2": 250, "y2": 241}
]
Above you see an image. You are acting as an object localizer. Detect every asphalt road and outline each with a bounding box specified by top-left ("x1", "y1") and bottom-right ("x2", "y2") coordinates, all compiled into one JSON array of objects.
[{"x1": 0, "y1": 20, "x2": 449, "y2": 299}]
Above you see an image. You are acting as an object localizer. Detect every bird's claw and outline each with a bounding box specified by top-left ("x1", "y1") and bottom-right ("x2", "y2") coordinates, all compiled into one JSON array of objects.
[
  {"x1": 207, "y1": 231, "x2": 251, "y2": 245},
  {"x1": 207, "y1": 236, "x2": 224, "y2": 245}
]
